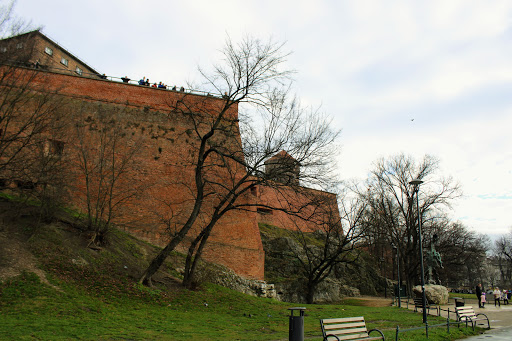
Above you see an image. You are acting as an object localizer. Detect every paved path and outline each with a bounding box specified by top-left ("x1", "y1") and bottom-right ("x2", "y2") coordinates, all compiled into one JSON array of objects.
[
  {"x1": 462, "y1": 326, "x2": 512, "y2": 340},
  {"x1": 405, "y1": 298, "x2": 512, "y2": 339},
  {"x1": 459, "y1": 303, "x2": 512, "y2": 340}
]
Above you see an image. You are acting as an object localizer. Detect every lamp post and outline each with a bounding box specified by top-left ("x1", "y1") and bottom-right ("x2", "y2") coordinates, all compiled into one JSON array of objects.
[
  {"x1": 410, "y1": 178, "x2": 427, "y2": 324},
  {"x1": 392, "y1": 243, "x2": 401, "y2": 307}
]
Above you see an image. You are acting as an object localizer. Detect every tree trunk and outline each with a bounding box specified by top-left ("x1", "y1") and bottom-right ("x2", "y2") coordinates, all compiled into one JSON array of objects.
[
  {"x1": 139, "y1": 241, "x2": 178, "y2": 286},
  {"x1": 139, "y1": 212, "x2": 201, "y2": 286},
  {"x1": 183, "y1": 218, "x2": 218, "y2": 288},
  {"x1": 305, "y1": 281, "x2": 317, "y2": 304},
  {"x1": 182, "y1": 234, "x2": 202, "y2": 288},
  {"x1": 140, "y1": 142, "x2": 208, "y2": 286}
]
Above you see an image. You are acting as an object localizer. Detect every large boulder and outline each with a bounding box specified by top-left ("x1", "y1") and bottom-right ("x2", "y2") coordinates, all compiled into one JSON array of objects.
[
  {"x1": 413, "y1": 284, "x2": 449, "y2": 305},
  {"x1": 193, "y1": 262, "x2": 278, "y2": 299},
  {"x1": 273, "y1": 278, "x2": 361, "y2": 303}
]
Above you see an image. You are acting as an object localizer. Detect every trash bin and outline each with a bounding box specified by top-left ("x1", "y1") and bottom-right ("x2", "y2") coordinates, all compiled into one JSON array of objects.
[
  {"x1": 453, "y1": 297, "x2": 465, "y2": 307},
  {"x1": 394, "y1": 285, "x2": 407, "y2": 298},
  {"x1": 288, "y1": 307, "x2": 306, "y2": 341}
]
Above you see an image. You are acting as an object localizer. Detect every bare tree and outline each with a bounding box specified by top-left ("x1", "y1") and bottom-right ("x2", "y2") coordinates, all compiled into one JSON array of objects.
[
  {"x1": 427, "y1": 220, "x2": 489, "y2": 288},
  {"x1": 277, "y1": 189, "x2": 368, "y2": 304},
  {"x1": 13, "y1": 111, "x2": 72, "y2": 222},
  {"x1": 0, "y1": 3, "x2": 66, "y2": 206},
  {"x1": 140, "y1": 36, "x2": 339, "y2": 286},
  {"x1": 0, "y1": 0, "x2": 33, "y2": 39},
  {"x1": 360, "y1": 154, "x2": 461, "y2": 294},
  {"x1": 72, "y1": 105, "x2": 145, "y2": 246},
  {"x1": 495, "y1": 231, "x2": 512, "y2": 287}
]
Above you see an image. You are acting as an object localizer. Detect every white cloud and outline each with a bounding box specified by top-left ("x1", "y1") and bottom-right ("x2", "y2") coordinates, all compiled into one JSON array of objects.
[{"x1": 12, "y1": 0, "x2": 512, "y2": 236}]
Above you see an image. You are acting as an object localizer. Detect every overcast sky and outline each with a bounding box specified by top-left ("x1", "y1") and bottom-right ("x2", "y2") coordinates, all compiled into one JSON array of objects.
[{"x1": 13, "y1": 0, "x2": 512, "y2": 236}]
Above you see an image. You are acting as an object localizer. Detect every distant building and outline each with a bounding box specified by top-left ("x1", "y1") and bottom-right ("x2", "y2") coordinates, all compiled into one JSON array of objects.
[{"x1": 0, "y1": 30, "x2": 100, "y2": 77}]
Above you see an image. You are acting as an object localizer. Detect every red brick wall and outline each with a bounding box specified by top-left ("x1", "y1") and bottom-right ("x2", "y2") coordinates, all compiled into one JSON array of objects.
[
  {"x1": 2, "y1": 66, "x2": 265, "y2": 280},
  {"x1": 255, "y1": 184, "x2": 340, "y2": 232},
  {"x1": 2, "y1": 66, "x2": 340, "y2": 281}
]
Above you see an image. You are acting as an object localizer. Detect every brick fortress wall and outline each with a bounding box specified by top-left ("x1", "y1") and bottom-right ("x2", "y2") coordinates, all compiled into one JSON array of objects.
[
  {"x1": 4, "y1": 66, "x2": 265, "y2": 279},
  {"x1": 3, "y1": 66, "x2": 340, "y2": 282},
  {"x1": 255, "y1": 184, "x2": 340, "y2": 232}
]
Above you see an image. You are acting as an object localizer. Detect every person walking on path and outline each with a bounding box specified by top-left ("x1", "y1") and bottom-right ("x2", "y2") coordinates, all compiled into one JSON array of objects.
[
  {"x1": 494, "y1": 287, "x2": 501, "y2": 307},
  {"x1": 476, "y1": 283, "x2": 483, "y2": 308}
]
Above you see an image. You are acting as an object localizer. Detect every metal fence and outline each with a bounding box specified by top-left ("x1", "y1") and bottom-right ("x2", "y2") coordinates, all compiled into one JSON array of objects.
[
  {"x1": 5, "y1": 60, "x2": 216, "y2": 98},
  {"x1": 392, "y1": 296, "x2": 483, "y2": 340}
]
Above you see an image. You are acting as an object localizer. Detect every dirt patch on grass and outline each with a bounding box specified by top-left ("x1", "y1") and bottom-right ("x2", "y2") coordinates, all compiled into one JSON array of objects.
[
  {"x1": 0, "y1": 229, "x2": 43, "y2": 281},
  {"x1": 345, "y1": 296, "x2": 394, "y2": 307},
  {"x1": 0, "y1": 200, "x2": 57, "y2": 286},
  {"x1": 0, "y1": 198, "x2": 185, "y2": 294}
]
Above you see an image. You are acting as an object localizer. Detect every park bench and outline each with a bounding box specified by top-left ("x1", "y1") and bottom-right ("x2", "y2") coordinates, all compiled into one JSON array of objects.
[
  {"x1": 413, "y1": 296, "x2": 440, "y2": 316},
  {"x1": 320, "y1": 316, "x2": 385, "y2": 340},
  {"x1": 455, "y1": 306, "x2": 490, "y2": 330}
]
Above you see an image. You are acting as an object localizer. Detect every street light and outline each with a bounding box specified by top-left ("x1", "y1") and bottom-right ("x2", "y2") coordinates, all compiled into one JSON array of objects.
[
  {"x1": 410, "y1": 178, "x2": 427, "y2": 324},
  {"x1": 392, "y1": 243, "x2": 401, "y2": 308}
]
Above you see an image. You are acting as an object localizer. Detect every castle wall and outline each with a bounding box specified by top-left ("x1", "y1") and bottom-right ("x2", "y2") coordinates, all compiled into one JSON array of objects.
[
  {"x1": 2, "y1": 66, "x2": 341, "y2": 282},
  {"x1": 1, "y1": 66, "x2": 265, "y2": 280},
  {"x1": 255, "y1": 183, "x2": 340, "y2": 232}
]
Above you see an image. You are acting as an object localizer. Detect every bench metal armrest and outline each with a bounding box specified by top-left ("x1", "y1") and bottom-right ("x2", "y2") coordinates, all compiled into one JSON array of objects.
[
  {"x1": 458, "y1": 315, "x2": 474, "y2": 326},
  {"x1": 475, "y1": 313, "x2": 491, "y2": 329},
  {"x1": 458, "y1": 315, "x2": 473, "y2": 322},
  {"x1": 368, "y1": 328, "x2": 385, "y2": 340},
  {"x1": 324, "y1": 334, "x2": 341, "y2": 341}
]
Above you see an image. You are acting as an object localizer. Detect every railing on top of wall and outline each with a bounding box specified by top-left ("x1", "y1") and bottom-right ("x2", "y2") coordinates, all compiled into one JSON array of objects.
[{"x1": 3, "y1": 59, "x2": 217, "y2": 98}]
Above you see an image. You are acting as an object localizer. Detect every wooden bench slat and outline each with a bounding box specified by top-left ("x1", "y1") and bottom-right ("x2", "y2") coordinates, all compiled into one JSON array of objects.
[
  {"x1": 327, "y1": 327, "x2": 368, "y2": 335},
  {"x1": 324, "y1": 322, "x2": 367, "y2": 330},
  {"x1": 320, "y1": 316, "x2": 384, "y2": 341},
  {"x1": 327, "y1": 336, "x2": 382, "y2": 341},
  {"x1": 323, "y1": 317, "x2": 365, "y2": 323},
  {"x1": 334, "y1": 333, "x2": 375, "y2": 340},
  {"x1": 455, "y1": 306, "x2": 491, "y2": 330},
  {"x1": 458, "y1": 311, "x2": 475, "y2": 315},
  {"x1": 458, "y1": 314, "x2": 476, "y2": 318}
]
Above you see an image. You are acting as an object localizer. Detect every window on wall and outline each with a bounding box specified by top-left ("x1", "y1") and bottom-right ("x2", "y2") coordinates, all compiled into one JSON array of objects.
[
  {"x1": 75, "y1": 66, "x2": 83, "y2": 75},
  {"x1": 0, "y1": 47, "x2": 7, "y2": 53},
  {"x1": 16, "y1": 43, "x2": 23, "y2": 49},
  {"x1": 16, "y1": 180, "x2": 35, "y2": 190},
  {"x1": 44, "y1": 139, "x2": 65, "y2": 157},
  {"x1": 60, "y1": 57, "x2": 68, "y2": 66},
  {"x1": 257, "y1": 207, "x2": 273, "y2": 215},
  {"x1": 44, "y1": 46, "x2": 53, "y2": 56}
]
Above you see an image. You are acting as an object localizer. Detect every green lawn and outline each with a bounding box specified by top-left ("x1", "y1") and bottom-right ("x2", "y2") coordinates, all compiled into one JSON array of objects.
[
  {"x1": 449, "y1": 292, "x2": 478, "y2": 300},
  {"x1": 0, "y1": 203, "x2": 483, "y2": 340},
  {"x1": 0, "y1": 272, "x2": 481, "y2": 340}
]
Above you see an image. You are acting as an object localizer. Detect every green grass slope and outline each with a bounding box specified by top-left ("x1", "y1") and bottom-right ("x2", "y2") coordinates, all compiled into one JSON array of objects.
[{"x1": 0, "y1": 199, "x2": 480, "y2": 340}]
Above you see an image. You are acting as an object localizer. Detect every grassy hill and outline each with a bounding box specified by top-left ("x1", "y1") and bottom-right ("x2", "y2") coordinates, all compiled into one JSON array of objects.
[{"x1": 0, "y1": 197, "x2": 480, "y2": 340}]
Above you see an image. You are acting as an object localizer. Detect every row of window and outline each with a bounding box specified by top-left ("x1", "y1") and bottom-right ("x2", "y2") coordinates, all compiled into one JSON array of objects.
[
  {"x1": 44, "y1": 46, "x2": 82, "y2": 75},
  {"x1": 0, "y1": 42, "x2": 23, "y2": 52}
]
